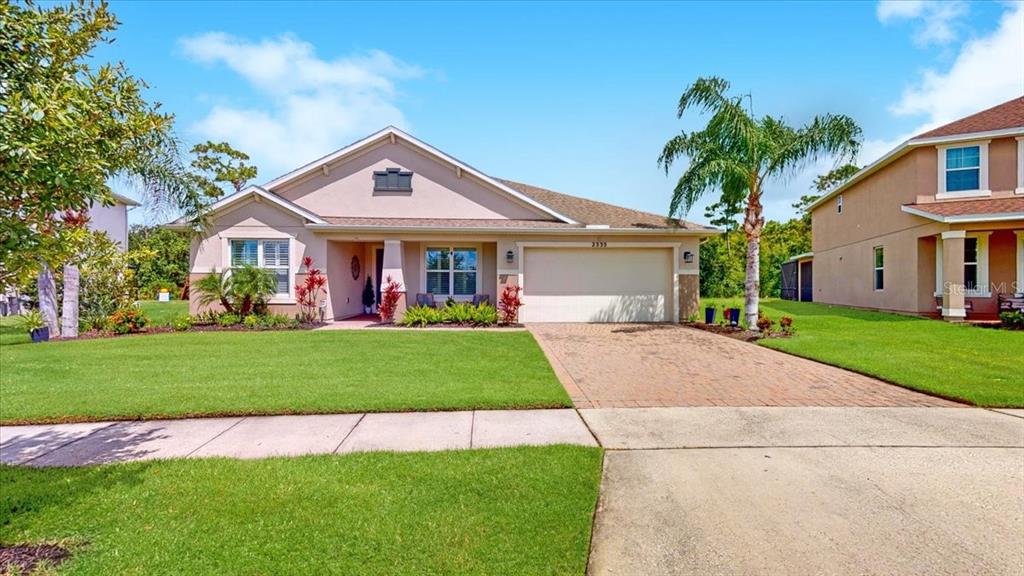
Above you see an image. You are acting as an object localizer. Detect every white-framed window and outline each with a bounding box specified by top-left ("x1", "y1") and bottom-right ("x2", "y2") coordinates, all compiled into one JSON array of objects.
[
  {"x1": 1016, "y1": 231, "x2": 1024, "y2": 295},
  {"x1": 937, "y1": 142, "x2": 989, "y2": 199},
  {"x1": 425, "y1": 246, "x2": 478, "y2": 298},
  {"x1": 964, "y1": 232, "x2": 991, "y2": 297},
  {"x1": 230, "y1": 239, "x2": 290, "y2": 297},
  {"x1": 836, "y1": 195, "x2": 843, "y2": 214},
  {"x1": 873, "y1": 246, "x2": 884, "y2": 291}
]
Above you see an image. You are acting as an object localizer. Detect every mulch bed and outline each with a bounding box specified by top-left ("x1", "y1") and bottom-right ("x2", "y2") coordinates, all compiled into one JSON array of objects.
[
  {"x1": 683, "y1": 321, "x2": 790, "y2": 342},
  {"x1": 41, "y1": 323, "x2": 323, "y2": 342},
  {"x1": 0, "y1": 544, "x2": 71, "y2": 574}
]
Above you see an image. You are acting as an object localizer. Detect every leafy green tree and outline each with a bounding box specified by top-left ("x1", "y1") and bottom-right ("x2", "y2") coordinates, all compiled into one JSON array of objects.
[
  {"x1": 189, "y1": 141, "x2": 258, "y2": 199},
  {"x1": 659, "y1": 77, "x2": 861, "y2": 328},
  {"x1": 128, "y1": 225, "x2": 191, "y2": 296},
  {"x1": 0, "y1": 1, "x2": 205, "y2": 335},
  {"x1": 195, "y1": 271, "x2": 235, "y2": 313}
]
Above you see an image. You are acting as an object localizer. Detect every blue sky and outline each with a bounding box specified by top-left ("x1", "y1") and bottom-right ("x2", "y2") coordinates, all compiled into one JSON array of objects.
[{"x1": 101, "y1": 1, "x2": 1024, "y2": 226}]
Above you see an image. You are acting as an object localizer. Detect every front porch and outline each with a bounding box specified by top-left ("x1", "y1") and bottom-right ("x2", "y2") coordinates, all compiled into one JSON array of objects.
[
  {"x1": 324, "y1": 239, "x2": 501, "y2": 321},
  {"x1": 928, "y1": 227, "x2": 1024, "y2": 321}
]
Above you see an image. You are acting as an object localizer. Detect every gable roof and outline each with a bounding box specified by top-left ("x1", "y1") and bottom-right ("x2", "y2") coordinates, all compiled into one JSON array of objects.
[
  {"x1": 498, "y1": 179, "x2": 714, "y2": 230},
  {"x1": 915, "y1": 97, "x2": 1024, "y2": 139},
  {"x1": 166, "y1": 186, "x2": 326, "y2": 229},
  {"x1": 901, "y1": 197, "x2": 1024, "y2": 223},
  {"x1": 261, "y1": 126, "x2": 578, "y2": 224},
  {"x1": 809, "y1": 96, "x2": 1024, "y2": 211}
]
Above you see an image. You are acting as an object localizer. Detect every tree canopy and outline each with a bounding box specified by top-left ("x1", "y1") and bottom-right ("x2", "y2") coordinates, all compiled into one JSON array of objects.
[{"x1": 0, "y1": 0, "x2": 202, "y2": 286}]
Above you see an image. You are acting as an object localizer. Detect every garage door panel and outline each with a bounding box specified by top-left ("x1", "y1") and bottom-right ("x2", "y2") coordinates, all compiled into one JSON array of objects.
[{"x1": 521, "y1": 248, "x2": 673, "y2": 323}]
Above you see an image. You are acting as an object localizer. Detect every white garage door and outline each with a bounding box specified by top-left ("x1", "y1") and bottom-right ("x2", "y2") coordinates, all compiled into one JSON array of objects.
[{"x1": 520, "y1": 247, "x2": 673, "y2": 323}]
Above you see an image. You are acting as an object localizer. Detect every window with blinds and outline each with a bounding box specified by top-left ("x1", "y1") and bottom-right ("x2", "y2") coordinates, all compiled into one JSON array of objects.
[{"x1": 229, "y1": 239, "x2": 290, "y2": 296}]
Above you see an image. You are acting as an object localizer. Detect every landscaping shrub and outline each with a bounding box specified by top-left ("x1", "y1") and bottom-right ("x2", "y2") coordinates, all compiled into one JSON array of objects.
[
  {"x1": 80, "y1": 309, "x2": 110, "y2": 332},
  {"x1": 498, "y1": 285, "x2": 523, "y2": 324},
  {"x1": 243, "y1": 314, "x2": 261, "y2": 329},
  {"x1": 172, "y1": 315, "x2": 193, "y2": 331},
  {"x1": 441, "y1": 303, "x2": 473, "y2": 324},
  {"x1": 378, "y1": 276, "x2": 401, "y2": 323},
  {"x1": 191, "y1": 310, "x2": 221, "y2": 326},
  {"x1": 296, "y1": 256, "x2": 328, "y2": 323},
  {"x1": 218, "y1": 313, "x2": 241, "y2": 327},
  {"x1": 259, "y1": 313, "x2": 292, "y2": 329},
  {"x1": 470, "y1": 303, "x2": 498, "y2": 326},
  {"x1": 779, "y1": 315, "x2": 794, "y2": 335},
  {"x1": 755, "y1": 314, "x2": 774, "y2": 334},
  {"x1": 999, "y1": 310, "x2": 1024, "y2": 330},
  {"x1": 399, "y1": 305, "x2": 442, "y2": 327},
  {"x1": 230, "y1": 266, "x2": 276, "y2": 316},
  {"x1": 362, "y1": 275, "x2": 375, "y2": 311},
  {"x1": 107, "y1": 307, "x2": 149, "y2": 334}
]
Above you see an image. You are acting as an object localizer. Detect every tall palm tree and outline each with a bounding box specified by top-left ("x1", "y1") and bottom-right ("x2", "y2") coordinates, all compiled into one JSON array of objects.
[{"x1": 659, "y1": 77, "x2": 861, "y2": 328}]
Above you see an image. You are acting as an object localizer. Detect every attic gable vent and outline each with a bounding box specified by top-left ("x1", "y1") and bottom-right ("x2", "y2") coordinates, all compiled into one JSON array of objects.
[{"x1": 373, "y1": 167, "x2": 413, "y2": 192}]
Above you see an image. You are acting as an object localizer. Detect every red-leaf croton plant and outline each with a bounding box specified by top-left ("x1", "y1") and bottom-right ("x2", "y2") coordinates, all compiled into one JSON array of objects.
[
  {"x1": 296, "y1": 256, "x2": 327, "y2": 323},
  {"x1": 378, "y1": 276, "x2": 402, "y2": 323},
  {"x1": 498, "y1": 285, "x2": 523, "y2": 324}
]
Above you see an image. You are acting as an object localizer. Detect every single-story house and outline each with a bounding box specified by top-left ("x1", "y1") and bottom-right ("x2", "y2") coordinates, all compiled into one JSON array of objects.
[
  {"x1": 806, "y1": 96, "x2": 1024, "y2": 321},
  {"x1": 170, "y1": 127, "x2": 718, "y2": 322}
]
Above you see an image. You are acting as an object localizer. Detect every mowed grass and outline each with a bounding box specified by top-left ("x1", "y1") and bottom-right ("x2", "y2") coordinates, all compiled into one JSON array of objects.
[
  {"x1": 706, "y1": 298, "x2": 1024, "y2": 407},
  {"x1": 0, "y1": 446, "x2": 603, "y2": 575},
  {"x1": 137, "y1": 299, "x2": 189, "y2": 326},
  {"x1": 0, "y1": 330, "x2": 570, "y2": 424}
]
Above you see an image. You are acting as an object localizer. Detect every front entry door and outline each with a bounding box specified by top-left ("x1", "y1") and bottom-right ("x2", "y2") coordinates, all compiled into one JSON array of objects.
[{"x1": 375, "y1": 248, "x2": 384, "y2": 307}]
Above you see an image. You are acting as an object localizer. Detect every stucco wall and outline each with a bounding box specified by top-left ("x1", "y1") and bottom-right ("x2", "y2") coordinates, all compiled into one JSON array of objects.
[{"x1": 274, "y1": 141, "x2": 551, "y2": 221}]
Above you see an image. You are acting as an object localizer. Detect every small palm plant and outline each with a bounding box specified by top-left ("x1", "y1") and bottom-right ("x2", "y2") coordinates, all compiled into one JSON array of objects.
[
  {"x1": 194, "y1": 270, "x2": 235, "y2": 313},
  {"x1": 230, "y1": 265, "x2": 276, "y2": 316}
]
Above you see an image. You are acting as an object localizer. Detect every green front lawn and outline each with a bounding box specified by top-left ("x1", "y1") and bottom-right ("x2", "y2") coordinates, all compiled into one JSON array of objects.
[
  {"x1": 137, "y1": 299, "x2": 189, "y2": 326},
  {"x1": 0, "y1": 330, "x2": 570, "y2": 424},
  {"x1": 706, "y1": 298, "x2": 1024, "y2": 407},
  {"x1": 0, "y1": 445, "x2": 602, "y2": 575}
]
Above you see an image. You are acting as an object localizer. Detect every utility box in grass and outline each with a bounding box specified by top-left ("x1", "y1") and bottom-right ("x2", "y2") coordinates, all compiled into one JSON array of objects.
[{"x1": 158, "y1": 289, "x2": 170, "y2": 302}]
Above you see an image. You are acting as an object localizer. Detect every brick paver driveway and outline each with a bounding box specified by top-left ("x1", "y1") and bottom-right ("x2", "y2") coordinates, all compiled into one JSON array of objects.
[{"x1": 528, "y1": 324, "x2": 961, "y2": 408}]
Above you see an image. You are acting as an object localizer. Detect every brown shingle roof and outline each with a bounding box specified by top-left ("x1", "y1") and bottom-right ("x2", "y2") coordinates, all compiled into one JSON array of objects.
[
  {"x1": 915, "y1": 97, "x2": 1024, "y2": 139},
  {"x1": 904, "y1": 197, "x2": 1024, "y2": 218},
  {"x1": 319, "y1": 216, "x2": 577, "y2": 228},
  {"x1": 497, "y1": 179, "x2": 713, "y2": 230}
]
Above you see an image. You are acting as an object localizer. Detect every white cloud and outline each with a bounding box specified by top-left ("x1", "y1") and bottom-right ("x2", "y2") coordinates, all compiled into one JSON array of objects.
[
  {"x1": 877, "y1": 0, "x2": 968, "y2": 46},
  {"x1": 180, "y1": 33, "x2": 424, "y2": 178}
]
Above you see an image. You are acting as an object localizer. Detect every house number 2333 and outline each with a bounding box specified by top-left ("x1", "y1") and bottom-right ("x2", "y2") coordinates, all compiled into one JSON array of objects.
[{"x1": 591, "y1": 242, "x2": 607, "y2": 248}]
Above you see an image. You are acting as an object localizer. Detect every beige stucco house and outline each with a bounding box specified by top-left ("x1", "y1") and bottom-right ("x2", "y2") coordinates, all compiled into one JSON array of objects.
[
  {"x1": 807, "y1": 97, "x2": 1024, "y2": 321},
  {"x1": 170, "y1": 127, "x2": 717, "y2": 322}
]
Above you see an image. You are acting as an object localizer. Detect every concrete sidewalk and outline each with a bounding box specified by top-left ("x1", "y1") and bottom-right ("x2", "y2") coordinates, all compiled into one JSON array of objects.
[{"x1": 0, "y1": 409, "x2": 596, "y2": 467}]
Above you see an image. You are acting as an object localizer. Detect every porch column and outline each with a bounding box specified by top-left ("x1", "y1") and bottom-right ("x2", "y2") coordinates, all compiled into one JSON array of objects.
[
  {"x1": 940, "y1": 230, "x2": 966, "y2": 322},
  {"x1": 381, "y1": 239, "x2": 407, "y2": 317}
]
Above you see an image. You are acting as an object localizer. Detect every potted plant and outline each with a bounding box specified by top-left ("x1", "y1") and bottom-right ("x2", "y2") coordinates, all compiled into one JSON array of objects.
[
  {"x1": 704, "y1": 303, "x2": 717, "y2": 324},
  {"x1": 362, "y1": 276, "x2": 375, "y2": 314},
  {"x1": 729, "y1": 307, "x2": 741, "y2": 326},
  {"x1": 722, "y1": 307, "x2": 732, "y2": 324},
  {"x1": 17, "y1": 310, "x2": 49, "y2": 343}
]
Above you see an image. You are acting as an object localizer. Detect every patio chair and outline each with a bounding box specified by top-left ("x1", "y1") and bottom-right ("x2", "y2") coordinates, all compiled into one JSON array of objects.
[
  {"x1": 471, "y1": 294, "x2": 490, "y2": 306},
  {"x1": 415, "y1": 293, "x2": 435, "y2": 308}
]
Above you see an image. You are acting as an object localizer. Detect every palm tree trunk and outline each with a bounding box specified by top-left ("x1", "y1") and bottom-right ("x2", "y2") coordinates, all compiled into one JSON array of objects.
[
  {"x1": 37, "y1": 262, "x2": 59, "y2": 333},
  {"x1": 744, "y1": 232, "x2": 760, "y2": 329},
  {"x1": 743, "y1": 183, "x2": 765, "y2": 329},
  {"x1": 61, "y1": 263, "x2": 80, "y2": 338}
]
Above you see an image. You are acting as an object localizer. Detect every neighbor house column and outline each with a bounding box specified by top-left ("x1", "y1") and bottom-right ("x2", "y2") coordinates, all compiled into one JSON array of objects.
[
  {"x1": 677, "y1": 239, "x2": 700, "y2": 322},
  {"x1": 382, "y1": 239, "x2": 407, "y2": 317},
  {"x1": 941, "y1": 230, "x2": 966, "y2": 322}
]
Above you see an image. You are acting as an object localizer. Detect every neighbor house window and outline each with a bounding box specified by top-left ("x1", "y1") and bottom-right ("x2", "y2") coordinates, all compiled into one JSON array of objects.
[
  {"x1": 836, "y1": 195, "x2": 843, "y2": 214},
  {"x1": 425, "y1": 247, "x2": 477, "y2": 297},
  {"x1": 938, "y1": 143, "x2": 988, "y2": 197},
  {"x1": 964, "y1": 237, "x2": 979, "y2": 291},
  {"x1": 1017, "y1": 137, "x2": 1023, "y2": 194},
  {"x1": 963, "y1": 232, "x2": 991, "y2": 296},
  {"x1": 873, "y1": 246, "x2": 884, "y2": 291},
  {"x1": 373, "y1": 168, "x2": 413, "y2": 192},
  {"x1": 230, "y1": 239, "x2": 290, "y2": 296}
]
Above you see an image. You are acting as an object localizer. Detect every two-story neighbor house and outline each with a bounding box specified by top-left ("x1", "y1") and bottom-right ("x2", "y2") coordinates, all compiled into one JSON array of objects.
[
  {"x1": 170, "y1": 127, "x2": 717, "y2": 323},
  {"x1": 807, "y1": 96, "x2": 1024, "y2": 321}
]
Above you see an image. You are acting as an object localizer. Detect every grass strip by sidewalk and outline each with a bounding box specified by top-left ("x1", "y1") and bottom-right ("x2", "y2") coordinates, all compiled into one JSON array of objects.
[{"x1": 0, "y1": 445, "x2": 603, "y2": 575}]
